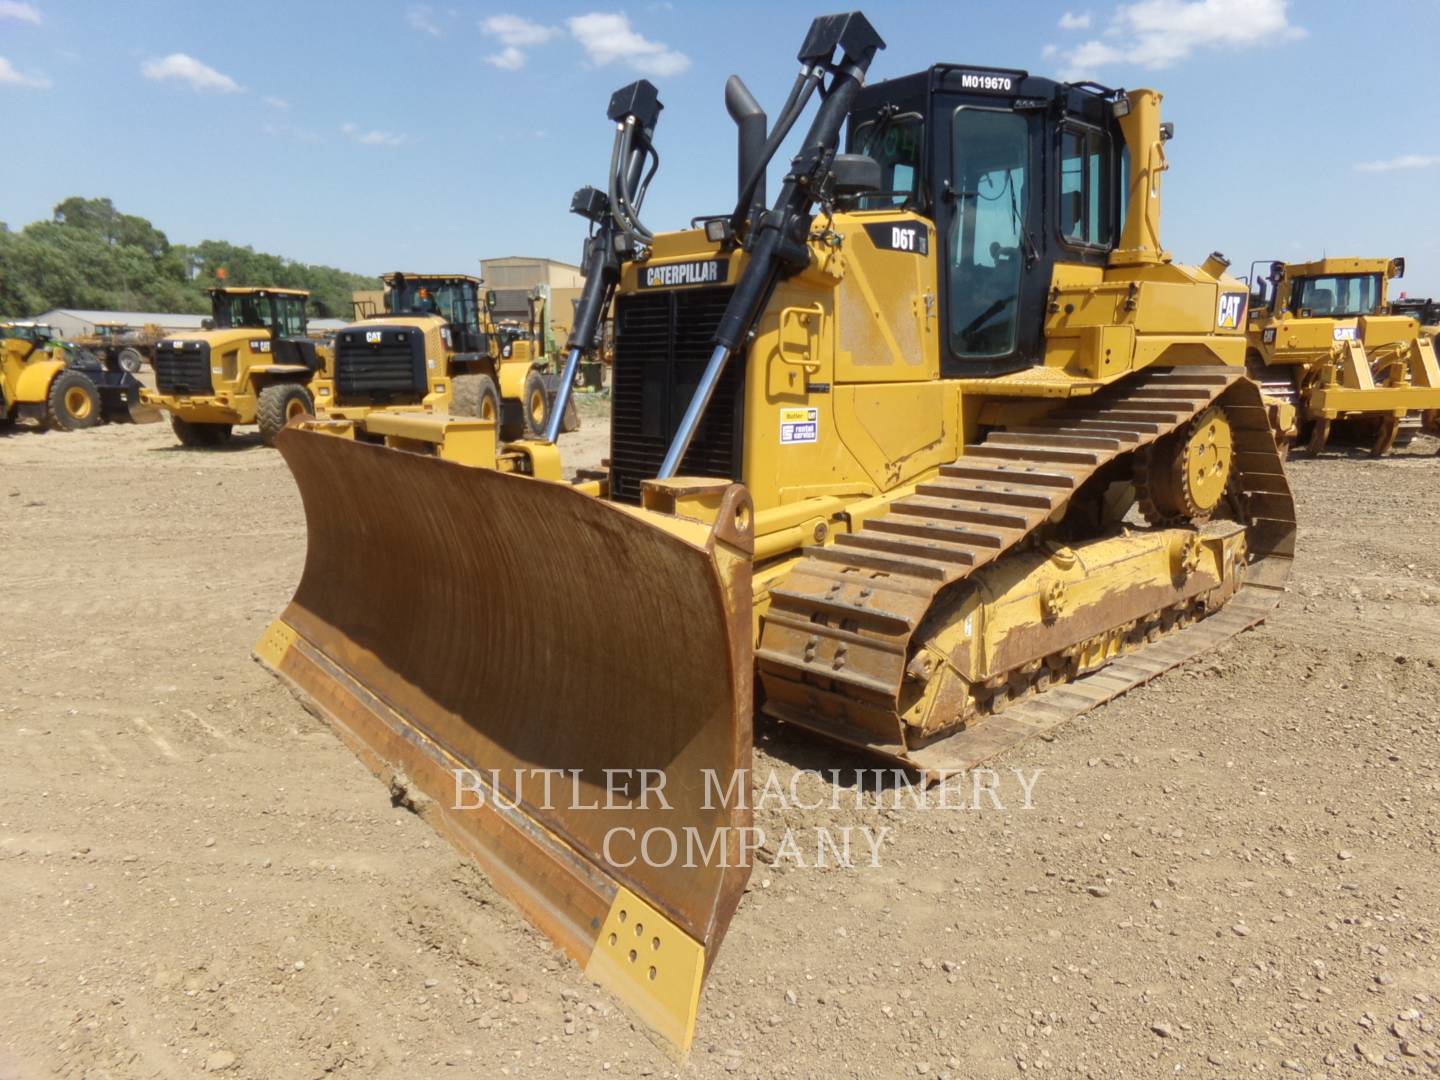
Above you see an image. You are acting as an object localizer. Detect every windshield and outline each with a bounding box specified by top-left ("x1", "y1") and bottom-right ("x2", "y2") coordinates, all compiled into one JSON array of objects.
[
  {"x1": 212, "y1": 293, "x2": 307, "y2": 334},
  {"x1": 948, "y1": 108, "x2": 1029, "y2": 359},
  {"x1": 390, "y1": 279, "x2": 479, "y2": 326},
  {"x1": 850, "y1": 111, "x2": 924, "y2": 209},
  {"x1": 214, "y1": 293, "x2": 273, "y2": 330},
  {"x1": 1289, "y1": 274, "x2": 1384, "y2": 318}
]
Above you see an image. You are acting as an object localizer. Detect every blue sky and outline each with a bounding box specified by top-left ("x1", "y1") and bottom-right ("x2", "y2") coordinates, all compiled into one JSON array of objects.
[{"x1": 3, "y1": 0, "x2": 1439, "y2": 293}]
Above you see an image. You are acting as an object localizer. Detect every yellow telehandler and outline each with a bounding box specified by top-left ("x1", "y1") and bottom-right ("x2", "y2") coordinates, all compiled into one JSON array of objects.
[
  {"x1": 142, "y1": 287, "x2": 331, "y2": 447},
  {"x1": 257, "y1": 12, "x2": 1294, "y2": 1054},
  {"x1": 1245, "y1": 257, "x2": 1440, "y2": 454},
  {"x1": 315, "y1": 272, "x2": 556, "y2": 443}
]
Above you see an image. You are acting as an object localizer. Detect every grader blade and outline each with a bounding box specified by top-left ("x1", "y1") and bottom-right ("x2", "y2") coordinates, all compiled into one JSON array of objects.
[{"x1": 255, "y1": 426, "x2": 754, "y2": 1054}]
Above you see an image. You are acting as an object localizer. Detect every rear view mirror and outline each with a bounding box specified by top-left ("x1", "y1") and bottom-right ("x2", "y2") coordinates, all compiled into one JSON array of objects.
[
  {"x1": 830, "y1": 154, "x2": 881, "y2": 199},
  {"x1": 486, "y1": 290, "x2": 498, "y2": 308}
]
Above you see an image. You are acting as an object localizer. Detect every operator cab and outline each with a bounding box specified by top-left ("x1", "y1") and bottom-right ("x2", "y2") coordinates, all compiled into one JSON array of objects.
[
  {"x1": 208, "y1": 287, "x2": 320, "y2": 372},
  {"x1": 847, "y1": 66, "x2": 1133, "y2": 376},
  {"x1": 209, "y1": 288, "x2": 310, "y2": 338},
  {"x1": 1247, "y1": 259, "x2": 1399, "y2": 320},
  {"x1": 383, "y1": 273, "x2": 492, "y2": 355}
]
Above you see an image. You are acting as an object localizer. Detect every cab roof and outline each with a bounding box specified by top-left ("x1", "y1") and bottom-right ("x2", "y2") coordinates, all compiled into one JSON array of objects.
[
  {"x1": 205, "y1": 286, "x2": 311, "y2": 298},
  {"x1": 382, "y1": 272, "x2": 484, "y2": 287},
  {"x1": 1281, "y1": 257, "x2": 1400, "y2": 278},
  {"x1": 854, "y1": 64, "x2": 1122, "y2": 119}
]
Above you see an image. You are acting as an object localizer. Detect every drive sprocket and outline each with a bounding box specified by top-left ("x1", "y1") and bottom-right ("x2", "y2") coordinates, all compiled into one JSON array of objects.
[{"x1": 1136, "y1": 405, "x2": 1233, "y2": 525}]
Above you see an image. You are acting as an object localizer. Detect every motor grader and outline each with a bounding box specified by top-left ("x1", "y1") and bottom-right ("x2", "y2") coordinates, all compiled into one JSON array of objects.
[
  {"x1": 142, "y1": 287, "x2": 330, "y2": 447},
  {"x1": 256, "y1": 11, "x2": 1294, "y2": 1055},
  {"x1": 315, "y1": 272, "x2": 557, "y2": 443},
  {"x1": 1245, "y1": 257, "x2": 1440, "y2": 454}
]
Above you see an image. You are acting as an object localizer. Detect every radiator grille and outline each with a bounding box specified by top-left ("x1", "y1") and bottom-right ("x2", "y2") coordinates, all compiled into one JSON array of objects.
[
  {"x1": 609, "y1": 286, "x2": 743, "y2": 505},
  {"x1": 153, "y1": 342, "x2": 213, "y2": 395},
  {"x1": 335, "y1": 327, "x2": 425, "y2": 404}
]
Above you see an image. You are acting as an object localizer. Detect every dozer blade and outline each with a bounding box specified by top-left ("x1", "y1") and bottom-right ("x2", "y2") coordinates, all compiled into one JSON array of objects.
[{"x1": 255, "y1": 426, "x2": 754, "y2": 1055}]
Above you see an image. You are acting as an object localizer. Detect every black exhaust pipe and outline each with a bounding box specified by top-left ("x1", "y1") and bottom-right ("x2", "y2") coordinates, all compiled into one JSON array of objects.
[{"x1": 725, "y1": 75, "x2": 766, "y2": 224}]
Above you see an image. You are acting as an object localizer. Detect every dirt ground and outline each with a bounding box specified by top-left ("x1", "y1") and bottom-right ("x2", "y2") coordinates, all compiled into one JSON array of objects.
[{"x1": 2, "y1": 407, "x2": 1438, "y2": 1080}]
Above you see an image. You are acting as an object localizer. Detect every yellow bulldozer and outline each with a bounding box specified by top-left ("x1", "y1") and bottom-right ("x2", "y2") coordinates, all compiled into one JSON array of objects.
[
  {"x1": 1245, "y1": 257, "x2": 1440, "y2": 454},
  {"x1": 142, "y1": 287, "x2": 331, "y2": 448},
  {"x1": 256, "y1": 12, "x2": 1295, "y2": 1054},
  {"x1": 316, "y1": 272, "x2": 558, "y2": 443}
]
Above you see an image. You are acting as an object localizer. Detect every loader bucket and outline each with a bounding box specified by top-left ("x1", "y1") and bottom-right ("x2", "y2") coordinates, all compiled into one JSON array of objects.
[
  {"x1": 96, "y1": 372, "x2": 160, "y2": 423},
  {"x1": 255, "y1": 426, "x2": 754, "y2": 1054}
]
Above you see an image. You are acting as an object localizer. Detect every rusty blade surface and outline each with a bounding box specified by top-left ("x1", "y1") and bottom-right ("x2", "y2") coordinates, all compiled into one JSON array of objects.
[{"x1": 266, "y1": 425, "x2": 753, "y2": 973}]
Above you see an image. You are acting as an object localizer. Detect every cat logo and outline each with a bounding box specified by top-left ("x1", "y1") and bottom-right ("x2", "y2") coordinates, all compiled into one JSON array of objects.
[
  {"x1": 365, "y1": 330, "x2": 383, "y2": 344},
  {"x1": 1216, "y1": 291, "x2": 1247, "y2": 329}
]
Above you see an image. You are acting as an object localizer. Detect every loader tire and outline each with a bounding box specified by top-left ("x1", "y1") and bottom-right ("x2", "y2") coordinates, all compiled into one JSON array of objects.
[
  {"x1": 451, "y1": 373, "x2": 501, "y2": 434},
  {"x1": 257, "y1": 382, "x2": 313, "y2": 447},
  {"x1": 117, "y1": 347, "x2": 144, "y2": 373},
  {"x1": 171, "y1": 415, "x2": 232, "y2": 448},
  {"x1": 46, "y1": 370, "x2": 102, "y2": 431},
  {"x1": 520, "y1": 368, "x2": 550, "y2": 438}
]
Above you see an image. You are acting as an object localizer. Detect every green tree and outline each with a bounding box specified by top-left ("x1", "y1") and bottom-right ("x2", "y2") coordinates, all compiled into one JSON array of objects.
[{"x1": 1, "y1": 197, "x2": 379, "y2": 321}]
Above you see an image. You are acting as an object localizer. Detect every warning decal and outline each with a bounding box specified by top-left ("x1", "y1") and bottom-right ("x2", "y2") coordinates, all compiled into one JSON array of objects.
[{"x1": 779, "y1": 406, "x2": 818, "y2": 445}]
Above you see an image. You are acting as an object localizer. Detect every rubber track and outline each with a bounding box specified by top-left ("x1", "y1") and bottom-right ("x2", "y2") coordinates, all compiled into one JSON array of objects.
[{"x1": 756, "y1": 366, "x2": 1296, "y2": 775}]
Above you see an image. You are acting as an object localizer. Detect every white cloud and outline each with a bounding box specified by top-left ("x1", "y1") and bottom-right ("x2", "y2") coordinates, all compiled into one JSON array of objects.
[
  {"x1": 483, "y1": 13, "x2": 559, "y2": 46},
  {"x1": 480, "y1": 14, "x2": 559, "y2": 69},
  {"x1": 263, "y1": 121, "x2": 321, "y2": 144},
  {"x1": 264, "y1": 95, "x2": 290, "y2": 110},
  {"x1": 141, "y1": 53, "x2": 242, "y2": 93},
  {"x1": 1354, "y1": 154, "x2": 1440, "y2": 174},
  {"x1": 407, "y1": 5, "x2": 441, "y2": 35},
  {"x1": 486, "y1": 45, "x2": 527, "y2": 70},
  {"x1": 1053, "y1": 0, "x2": 1303, "y2": 79},
  {"x1": 1059, "y1": 11, "x2": 1092, "y2": 29},
  {"x1": 568, "y1": 12, "x2": 689, "y2": 76},
  {"x1": 0, "y1": 2, "x2": 41, "y2": 24},
  {"x1": 0, "y1": 54, "x2": 49, "y2": 87},
  {"x1": 341, "y1": 121, "x2": 409, "y2": 148}
]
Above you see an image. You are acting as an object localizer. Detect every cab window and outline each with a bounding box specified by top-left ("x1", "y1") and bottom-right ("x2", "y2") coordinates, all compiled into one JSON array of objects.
[
  {"x1": 1288, "y1": 274, "x2": 1383, "y2": 318},
  {"x1": 1059, "y1": 125, "x2": 1113, "y2": 247},
  {"x1": 850, "y1": 112, "x2": 924, "y2": 209},
  {"x1": 274, "y1": 297, "x2": 306, "y2": 337},
  {"x1": 948, "y1": 108, "x2": 1028, "y2": 359}
]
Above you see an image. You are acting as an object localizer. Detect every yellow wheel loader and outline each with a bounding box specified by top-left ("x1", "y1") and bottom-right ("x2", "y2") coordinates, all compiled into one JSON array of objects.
[
  {"x1": 141, "y1": 287, "x2": 331, "y2": 448},
  {"x1": 256, "y1": 12, "x2": 1294, "y2": 1054},
  {"x1": 2, "y1": 325, "x2": 103, "y2": 430},
  {"x1": 1245, "y1": 257, "x2": 1440, "y2": 454},
  {"x1": 1, "y1": 322, "x2": 151, "y2": 428},
  {"x1": 315, "y1": 272, "x2": 555, "y2": 443}
]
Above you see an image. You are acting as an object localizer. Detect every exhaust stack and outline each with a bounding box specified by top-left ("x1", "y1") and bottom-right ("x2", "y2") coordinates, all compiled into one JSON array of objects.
[{"x1": 725, "y1": 75, "x2": 767, "y2": 223}]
